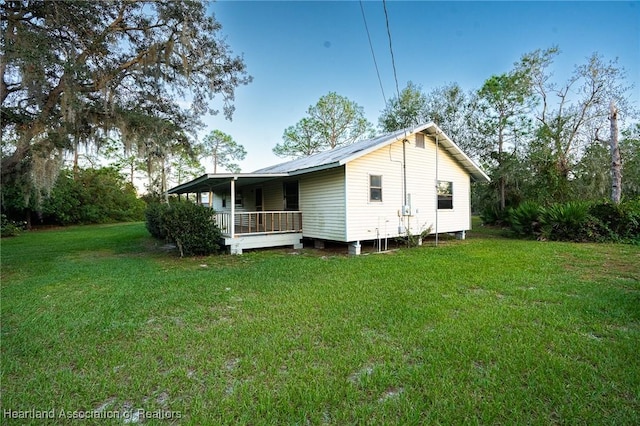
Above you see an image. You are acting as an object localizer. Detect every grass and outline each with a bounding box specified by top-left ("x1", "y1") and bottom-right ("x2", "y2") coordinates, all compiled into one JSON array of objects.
[{"x1": 1, "y1": 221, "x2": 639, "y2": 425}]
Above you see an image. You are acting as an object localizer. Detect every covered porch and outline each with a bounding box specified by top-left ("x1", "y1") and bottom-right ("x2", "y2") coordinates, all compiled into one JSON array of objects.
[
  {"x1": 215, "y1": 210, "x2": 303, "y2": 254},
  {"x1": 167, "y1": 173, "x2": 304, "y2": 254}
]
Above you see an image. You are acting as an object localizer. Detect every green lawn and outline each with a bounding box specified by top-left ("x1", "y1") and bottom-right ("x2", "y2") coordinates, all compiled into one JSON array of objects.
[{"x1": 1, "y1": 222, "x2": 639, "y2": 425}]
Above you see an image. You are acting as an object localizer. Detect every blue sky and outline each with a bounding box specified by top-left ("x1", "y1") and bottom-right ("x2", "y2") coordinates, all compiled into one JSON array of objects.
[{"x1": 203, "y1": 1, "x2": 639, "y2": 172}]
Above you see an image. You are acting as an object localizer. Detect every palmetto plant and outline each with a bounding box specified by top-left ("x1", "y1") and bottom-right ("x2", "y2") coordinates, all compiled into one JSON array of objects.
[
  {"x1": 508, "y1": 201, "x2": 542, "y2": 237},
  {"x1": 540, "y1": 201, "x2": 590, "y2": 241}
]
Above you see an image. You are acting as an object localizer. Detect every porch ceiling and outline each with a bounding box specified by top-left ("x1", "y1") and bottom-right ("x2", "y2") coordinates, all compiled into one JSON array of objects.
[{"x1": 167, "y1": 173, "x2": 288, "y2": 194}]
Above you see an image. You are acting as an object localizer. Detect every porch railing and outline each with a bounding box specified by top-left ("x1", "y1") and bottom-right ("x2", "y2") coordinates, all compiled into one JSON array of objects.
[{"x1": 214, "y1": 211, "x2": 302, "y2": 237}]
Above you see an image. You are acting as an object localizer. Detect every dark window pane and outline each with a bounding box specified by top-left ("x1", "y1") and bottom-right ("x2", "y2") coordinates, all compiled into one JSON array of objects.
[
  {"x1": 370, "y1": 175, "x2": 382, "y2": 202},
  {"x1": 283, "y1": 181, "x2": 299, "y2": 210},
  {"x1": 437, "y1": 181, "x2": 453, "y2": 209}
]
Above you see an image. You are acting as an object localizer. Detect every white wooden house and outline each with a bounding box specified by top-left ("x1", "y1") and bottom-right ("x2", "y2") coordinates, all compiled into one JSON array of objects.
[{"x1": 167, "y1": 123, "x2": 489, "y2": 254}]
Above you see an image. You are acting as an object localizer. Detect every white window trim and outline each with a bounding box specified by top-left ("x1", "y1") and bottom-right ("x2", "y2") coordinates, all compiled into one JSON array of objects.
[
  {"x1": 369, "y1": 174, "x2": 383, "y2": 202},
  {"x1": 437, "y1": 180, "x2": 453, "y2": 210}
]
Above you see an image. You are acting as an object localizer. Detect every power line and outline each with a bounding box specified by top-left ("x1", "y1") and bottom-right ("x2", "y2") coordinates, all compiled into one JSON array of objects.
[
  {"x1": 382, "y1": 0, "x2": 401, "y2": 101},
  {"x1": 359, "y1": 0, "x2": 386, "y2": 106}
]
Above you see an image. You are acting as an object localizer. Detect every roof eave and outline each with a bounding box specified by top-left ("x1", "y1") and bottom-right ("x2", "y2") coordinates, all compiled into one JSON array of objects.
[{"x1": 167, "y1": 173, "x2": 289, "y2": 194}]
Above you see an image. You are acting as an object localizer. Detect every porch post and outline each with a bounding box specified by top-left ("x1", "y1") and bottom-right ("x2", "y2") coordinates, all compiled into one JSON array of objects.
[
  {"x1": 208, "y1": 191, "x2": 213, "y2": 208},
  {"x1": 230, "y1": 178, "x2": 236, "y2": 237}
]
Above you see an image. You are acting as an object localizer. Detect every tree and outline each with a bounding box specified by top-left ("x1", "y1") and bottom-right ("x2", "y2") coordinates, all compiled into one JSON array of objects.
[
  {"x1": 199, "y1": 130, "x2": 246, "y2": 173},
  {"x1": 102, "y1": 138, "x2": 142, "y2": 187},
  {"x1": 273, "y1": 92, "x2": 374, "y2": 158},
  {"x1": 620, "y1": 124, "x2": 640, "y2": 199},
  {"x1": 169, "y1": 145, "x2": 205, "y2": 187},
  {"x1": 274, "y1": 118, "x2": 322, "y2": 158},
  {"x1": 423, "y1": 83, "x2": 478, "y2": 157},
  {"x1": 378, "y1": 81, "x2": 428, "y2": 132},
  {"x1": 520, "y1": 48, "x2": 632, "y2": 203},
  {"x1": 115, "y1": 107, "x2": 194, "y2": 199},
  {"x1": 609, "y1": 101, "x2": 621, "y2": 204},
  {"x1": 41, "y1": 167, "x2": 145, "y2": 225},
  {"x1": 476, "y1": 70, "x2": 536, "y2": 212},
  {"x1": 1, "y1": 0, "x2": 251, "y2": 219}
]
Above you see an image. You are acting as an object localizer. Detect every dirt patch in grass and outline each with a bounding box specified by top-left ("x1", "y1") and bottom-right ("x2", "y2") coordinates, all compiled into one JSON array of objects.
[
  {"x1": 378, "y1": 386, "x2": 404, "y2": 403},
  {"x1": 348, "y1": 365, "x2": 375, "y2": 384}
]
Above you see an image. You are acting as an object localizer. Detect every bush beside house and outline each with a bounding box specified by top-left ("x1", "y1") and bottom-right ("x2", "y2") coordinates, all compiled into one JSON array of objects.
[{"x1": 145, "y1": 201, "x2": 223, "y2": 257}]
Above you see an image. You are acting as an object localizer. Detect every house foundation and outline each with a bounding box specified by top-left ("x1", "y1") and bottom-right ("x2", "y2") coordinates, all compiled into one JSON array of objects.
[{"x1": 348, "y1": 241, "x2": 361, "y2": 256}]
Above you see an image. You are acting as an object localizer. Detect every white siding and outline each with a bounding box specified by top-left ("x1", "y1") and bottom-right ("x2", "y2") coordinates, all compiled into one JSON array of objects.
[
  {"x1": 262, "y1": 180, "x2": 284, "y2": 211},
  {"x1": 207, "y1": 187, "x2": 257, "y2": 213},
  {"x1": 415, "y1": 135, "x2": 472, "y2": 234},
  {"x1": 345, "y1": 140, "x2": 406, "y2": 242},
  {"x1": 210, "y1": 192, "x2": 226, "y2": 211},
  {"x1": 345, "y1": 135, "x2": 471, "y2": 242},
  {"x1": 299, "y1": 167, "x2": 346, "y2": 241},
  {"x1": 236, "y1": 186, "x2": 256, "y2": 211}
]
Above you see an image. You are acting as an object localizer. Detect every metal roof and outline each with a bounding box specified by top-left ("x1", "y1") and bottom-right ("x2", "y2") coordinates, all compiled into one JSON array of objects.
[
  {"x1": 254, "y1": 122, "x2": 490, "y2": 182},
  {"x1": 167, "y1": 123, "x2": 489, "y2": 194},
  {"x1": 252, "y1": 129, "x2": 406, "y2": 174}
]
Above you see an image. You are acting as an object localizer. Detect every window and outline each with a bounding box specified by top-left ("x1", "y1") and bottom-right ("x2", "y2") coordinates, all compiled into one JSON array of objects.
[
  {"x1": 415, "y1": 133, "x2": 425, "y2": 149},
  {"x1": 283, "y1": 181, "x2": 299, "y2": 210},
  {"x1": 370, "y1": 175, "x2": 382, "y2": 202},
  {"x1": 437, "y1": 181, "x2": 453, "y2": 209},
  {"x1": 235, "y1": 190, "x2": 243, "y2": 207}
]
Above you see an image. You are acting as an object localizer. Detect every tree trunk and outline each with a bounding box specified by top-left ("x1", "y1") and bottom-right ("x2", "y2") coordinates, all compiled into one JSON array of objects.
[
  {"x1": 130, "y1": 160, "x2": 135, "y2": 187},
  {"x1": 73, "y1": 139, "x2": 80, "y2": 179},
  {"x1": 609, "y1": 101, "x2": 621, "y2": 204},
  {"x1": 498, "y1": 127, "x2": 506, "y2": 211},
  {"x1": 161, "y1": 158, "x2": 169, "y2": 203}
]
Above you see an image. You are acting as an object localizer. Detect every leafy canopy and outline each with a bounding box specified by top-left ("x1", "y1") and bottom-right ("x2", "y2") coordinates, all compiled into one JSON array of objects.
[
  {"x1": 1, "y1": 0, "x2": 251, "y2": 199},
  {"x1": 273, "y1": 92, "x2": 374, "y2": 158},
  {"x1": 378, "y1": 81, "x2": 429, "y2": 132},
  {"x1": 198, "y1": 130, "x2": 246, "y2": 173}
]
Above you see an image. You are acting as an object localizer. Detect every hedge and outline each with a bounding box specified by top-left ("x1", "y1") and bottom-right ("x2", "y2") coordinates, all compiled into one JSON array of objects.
[
  {"x1": 507, "y1": 199, "x2": 640, "y2": 243},
  {"x1": 145, "y1": 201, "x2": 223, "y2": 256}
]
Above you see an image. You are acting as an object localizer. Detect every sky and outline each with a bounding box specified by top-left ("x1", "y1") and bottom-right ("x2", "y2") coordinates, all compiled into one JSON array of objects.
[{"x1": 199, "y1": 1, "x2": 639, "y2": 173}]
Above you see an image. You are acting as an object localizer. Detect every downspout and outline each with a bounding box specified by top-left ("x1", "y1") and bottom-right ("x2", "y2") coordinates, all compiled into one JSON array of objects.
[
  {"x1": 389, "y1": 143, "x2": 404, "y2": 235},
  {"x1": 435, "y1": 133, "x2": 439, "y2": 247},
  {"x1": 402, "y1": 138, "x2": 408, "y2": 207},
  {"x1": 403, "y1": 138, "x2": 409, "y2": 237}
]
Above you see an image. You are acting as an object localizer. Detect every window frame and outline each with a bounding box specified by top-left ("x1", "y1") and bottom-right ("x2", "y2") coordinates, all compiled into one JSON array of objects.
[
  {"x1": 369, "y1": 174, "x2": 383, "y2": 202},
  {"x1": 283, "y1": 181, "x2": 299, "y2": 211},
  {"x1": 415, "y1": 133, "x2": 425, "y2": 149},
  {"x1": 437, "y1": 180, "x2": 453, "y2": 210}
]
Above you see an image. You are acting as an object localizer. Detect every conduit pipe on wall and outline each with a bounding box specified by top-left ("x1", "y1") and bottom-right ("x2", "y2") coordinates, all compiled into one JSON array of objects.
[{"x1": 435, "y1": 133, "x2": 439, "y2": 247}]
